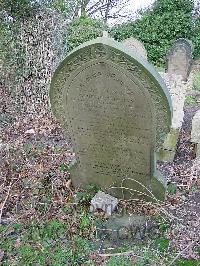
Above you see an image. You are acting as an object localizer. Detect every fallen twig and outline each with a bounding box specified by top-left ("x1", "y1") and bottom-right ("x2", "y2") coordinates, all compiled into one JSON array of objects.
[
  {"x1": 0, "y1": 182, "x2": 13, "y2": 224},
  {"x1": 98, "y1": 250, "x2": 136, "y2": 257},
  {"x1": 169, "y1": 240, "x2": 198, "y2": 266}
]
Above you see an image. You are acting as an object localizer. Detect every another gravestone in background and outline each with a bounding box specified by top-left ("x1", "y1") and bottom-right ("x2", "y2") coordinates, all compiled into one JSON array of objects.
[
  {"x1": 157, "y1": 73, "x2": 187, "y2": 161},
  {"x1": 50, "y1": 37, "x2": 172, "y2": 202},
  {"x1": 191, "y1": 110, "x2": 200, "y2": 157},
  {"x1": 122, "y1": 37, "x2": 148, "y2": 59},
  {"x1": 158, "y1": 39, "x2": 193, "y2": 161},
  {"x1": 166, "y1": 38, "x2": 193, "y2": 81}
]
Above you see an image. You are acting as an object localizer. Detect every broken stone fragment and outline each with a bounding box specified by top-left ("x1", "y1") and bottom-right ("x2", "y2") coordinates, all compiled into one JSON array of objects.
[
  {"x1": 25, "y1": 128, "x2": 35, "y2": 135},
  {"x1": 90, "y1": 191, "x2": 118, "y2": 216}
]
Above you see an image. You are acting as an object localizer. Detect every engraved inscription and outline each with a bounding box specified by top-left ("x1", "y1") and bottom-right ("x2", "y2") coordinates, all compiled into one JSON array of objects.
[
  {"x1": 167, "y1": 39, "x2": 193, "y2": 81},
  {"x1": 50, "y1": 37, "x2": 172, "y2": 201},
  {"x1": 66, "y1": 62, "x2": 154, "y2": 186}
]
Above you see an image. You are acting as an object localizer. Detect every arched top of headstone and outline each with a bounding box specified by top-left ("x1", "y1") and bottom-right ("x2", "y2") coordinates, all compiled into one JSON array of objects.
[
  {"x1": 166, "y1": 38, "x2": 193, "y2": 81},
  {"x1": 122, "y1": 37, "x2": 148, "y2": 59},
  {"x1": 50, "y1": 37, "x2": 172, "y2": 149}
]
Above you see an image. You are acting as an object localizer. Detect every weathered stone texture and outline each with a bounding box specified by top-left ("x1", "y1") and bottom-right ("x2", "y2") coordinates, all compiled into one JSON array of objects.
[
  {"x1": 122, "y1": 37, "x2": 148, "y2": 59},
  {"x1": 166, "y1": 38, "x2": 193, "y2": 81},
  {"x1": 157, "y1": 72, "x2": 187, "y2": 161},
  {"x1": 191, "y1": 110, "x2": 200, "y2": 156},
  {"x1": 50, "y1": 37, "x2": 172, "y2": 201},
  {"x1": 160, "y1": 73, "x2": 186, "y2": 129},
  {"x1": 90, "y1": 191, "x2": 118, "y2": 216}
]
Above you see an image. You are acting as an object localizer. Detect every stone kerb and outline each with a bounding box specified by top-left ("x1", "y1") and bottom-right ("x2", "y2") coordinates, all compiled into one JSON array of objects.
[{"x1": 50, "y1": 37, "x2": 172, "y2": 202}]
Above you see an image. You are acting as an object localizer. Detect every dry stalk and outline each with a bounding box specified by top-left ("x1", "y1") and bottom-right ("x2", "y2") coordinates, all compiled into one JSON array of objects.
[
  {"x1": 0, "y1": 182, "x2": 13, "y2": 224},
  {"x1": 98, "y1": 250, "x2": 136, "y2": 257},
  {"x1": 169, "y1": 240, "x2": 198, "y2": 266}
]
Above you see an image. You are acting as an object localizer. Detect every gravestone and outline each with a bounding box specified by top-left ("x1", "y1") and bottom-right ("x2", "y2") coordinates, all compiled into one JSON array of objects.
[
  {"x1": 157, "y1": 73, "x2": 187, "y2": 161},
  {"x1": 122, "y1": 37, "x2": 148, "y2": 59},
  {"x1": 166, "y1": 38, "x2": 193, "y2": 81},
  {"x1": 50, "y1": 37, "x2": 172, "y2": 201},
  {"x1": 191, "y1": 110, "x2": 200, "y2": 157}
]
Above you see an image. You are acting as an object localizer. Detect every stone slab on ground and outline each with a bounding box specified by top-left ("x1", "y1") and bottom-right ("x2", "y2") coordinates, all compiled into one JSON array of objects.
[{"x1": 95, "y1": 214, "x2": 158, "y2": 249}]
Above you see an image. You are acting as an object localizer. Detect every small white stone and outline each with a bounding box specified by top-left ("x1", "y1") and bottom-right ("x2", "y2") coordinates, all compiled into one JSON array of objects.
[
  {"x1": 25, "y1": 129, "x2": 35, "y2": 134},
  {"x1": 90, "y1": 191, "x2": 118, "y2": 216}
]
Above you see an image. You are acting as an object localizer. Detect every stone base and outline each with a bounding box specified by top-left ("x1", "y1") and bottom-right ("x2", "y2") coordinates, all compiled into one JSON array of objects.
[
  {"x1": 95, "y1": 214, "x2": 159, "y2": 249},
  {"x1": 105, "y1": 170, "x2": 166, "y2": 202},
  {"x1": 156, "y1": 128, "x2": 179, "y2": 162},
  {"x1": 151, "y1": 171, "x2": 167, "y2": 202},
  {"x1": 70, "y1": 159, "x2": 166, "y2": 203}
]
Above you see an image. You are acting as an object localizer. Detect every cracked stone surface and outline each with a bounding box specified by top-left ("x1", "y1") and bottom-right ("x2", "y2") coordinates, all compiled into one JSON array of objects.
[{"x1": 90, "y1": 191, "x2": 119, "y2": 216}]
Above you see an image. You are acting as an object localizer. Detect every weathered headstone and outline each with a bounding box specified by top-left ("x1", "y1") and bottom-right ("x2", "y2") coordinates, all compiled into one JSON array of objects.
[
  {"x1": 157, "y1": 73, "x2": 187, "y2": 161},
  {"x1": 191, "y1": 110, "x2": 200, "y2": 157},
  {"x1": 50, "y1": 37, "x2": 172, "y2": 201},
  {"x1": 166, "y1": 38, "x2": 193, "y2": 81},
  {"x1": 122, "y1": 37, "x2": 148, "y2": 59}
]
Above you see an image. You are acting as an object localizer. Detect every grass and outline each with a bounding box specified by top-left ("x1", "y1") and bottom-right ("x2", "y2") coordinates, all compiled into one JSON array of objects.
[
  {"x1": 1, "y1": 197, "x2": 200, "y2": 265},
  {"x1": 1, "y1": 219, "x2": 94, "y2": 265},
  {"x1": 175, "y1": 258, "x2": 200, "y2": 266},
  {"x1": 167, "y1": 183, "x2": 178, "y2": 195},
  {"x1": 0, "y1": 141, "x2": 199, "y2": 265},
  {"x1": 193, "y1": 72, "x2": 200, "y2": 91},
  {"x1": 1, "y1": 108, "x2": 200, "y2": 265},
  {"x1": 106, "y1": 256, "x2": 132, "y2": 266},
  {"x1": 185, "y1": 95, "x2": 197, "y2": 105}
]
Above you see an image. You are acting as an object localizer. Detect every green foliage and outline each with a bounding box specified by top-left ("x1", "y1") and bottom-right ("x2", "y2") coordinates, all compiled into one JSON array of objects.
[
  {"x1": 175, "y1": 258, "x2": 200, "y2": 266},
  {"x1": 193, "y1": 72, "x2": 200, "y2": 91},
  {"x1": 22, "y1": 219, "x2": 68, "y2": 241},
  {"x1": 110, "y1": 0, "x2": 195, "y2": 66},
  {"x1": 153, "y1": 0, "x2": 194, "y2": 13},
  {"x1": 0, "y1": 18, "x2": 18, "y2": 78},
  {"x1": 185, "y1": 95, "x2": 197, "y2": 105},
  {"x1": 134, "y1": 247, "x2": 172, "y2": 266},
  {"x1": 48, "y1": 0, "x2": 78, "y2": 18},
  {"x1": 67, "y1": 15, "x2": 105, "y2": 52},
  {"x1": 76, "y1": 183, "x2": 100, "y2": 202},
  {"x1": 195, "y1": 246, "x2": 200, "y2": 255},
  {"x1": 0, "y1": 16, "x2": 27, "y2": 87},
  {"x1": 106, "y1": 256, "x2": 132, "y2": 266},
  {"x1": 60, "y1": 163, "x2": 69, "y2": 172},
  {"x1": 1, "y1": 219, "x2": 93, "y2": 265},
  {"x1": 154, "y1": 237, "x2": 170, "y2": 252},
  {"x1": 69, "y1": 235, "x2": 92, "y2": 265},
  {"x1": 167, "y1": 183, "x2": 177, "y2": 195},
  {"x1": 0, "y1": 0, "x2": 40, "y2": 20},
  {"x1": 159, "y1": 221, "x2": 170, "y2": 233},
  {"x1": 192, "y1": 18, "x2": 200, "y2": 58}
]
